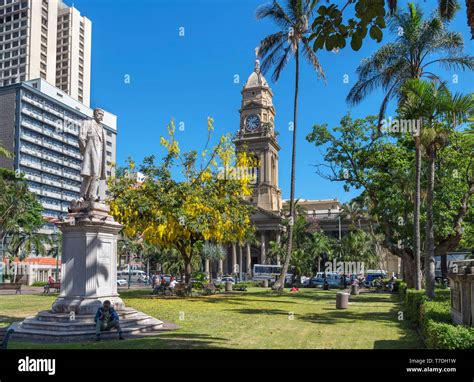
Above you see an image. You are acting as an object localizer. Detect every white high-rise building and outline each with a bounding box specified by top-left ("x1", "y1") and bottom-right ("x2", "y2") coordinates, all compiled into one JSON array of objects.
[{"x1": 0, "y1": 0, "x2": 91, "y2": 106}]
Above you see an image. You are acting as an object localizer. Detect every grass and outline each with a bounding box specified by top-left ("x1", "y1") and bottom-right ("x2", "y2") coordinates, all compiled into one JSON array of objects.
[{"x1": 1, "y1": 288, "x2": 423, "y2": 349}]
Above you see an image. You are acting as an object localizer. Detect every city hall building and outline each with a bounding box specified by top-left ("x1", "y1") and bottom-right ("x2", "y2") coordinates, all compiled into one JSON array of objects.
[
  {"x1": 217, "y1": 59, "x2": 285, "y2": 278},
  {"x1": 218, "y1": 59, "x2": 400, "y2": 278}
]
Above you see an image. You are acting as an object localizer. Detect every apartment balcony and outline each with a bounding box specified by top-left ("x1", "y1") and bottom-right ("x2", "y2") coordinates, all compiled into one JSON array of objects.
[
  {"x1": 43, "y1": 153, "x2": 63, "y2": 165},
  {"x1": 63, "y1": 194, "x2": 75, "y2": 202},
  {"x1": 21, "y1": 119, "x2": 43, "y2": 134},
  {"x1": 63, "y1": 183, "x2": 80, "y2": 192},
  {"x1": 61, "y1": 206, "x2": 69, "y2": 212},
  {"x1": 42, "y1": 166, "x2": 62, "y2": 177},
  {"x1": 65, "y1": 139, "x2": 79, "y2": 148},
  {"x1": 20, "y1": 133, "x2": 42, "y2": 146},
  {"x1": 42, "y1": 190, "x2": 63, "y2": 200},
  {"x1": 42, "y1": 202, "x2": 62, "y2": 212},
  {"x1": 44, "y1": 104, "x2": 63, "y2": 118},
  {"x1": 64, "y1": 161, "x2": 81, "y2": 171},
  {"x1": 20, "y1": 145, "x2": 41, "y2": 158},
  {"x1": 22, "y1": 95, "x2": 43, "y2": 109},
  {"x1": 63, "y1": 149, "x2": 81, "y2": 160},
  {"x1": 29, "y1": 186, "x2": 42, "y2": 195},
  {"x1": 52, "y1": 131, "x2": 65, "y2": 142},
  {"x1": 19, "y1": 159, "x2": 42, "y2": 170},
  {"x1": 21, "y1": 107, "x2": 42, "y2": 121},
  {"x1": 43, "y1": 117, "x2": 63, "y2": 132},
  {"x1": 63, "y1": 172, "x2": 81, "y2": 182},
  {"x1": 23, "y1": 173, "x2": 42, "y2": 183},
  {"x1": 43, "y1": 142, "x2": 64, "y2": 155},
  {"x1": 42, "y1": 177, "x2": 62, "y2": 187}
]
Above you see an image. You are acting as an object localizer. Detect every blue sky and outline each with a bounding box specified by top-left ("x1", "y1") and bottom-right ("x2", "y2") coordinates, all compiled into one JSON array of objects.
[{"x1": 67, "y1": 0, "x2": 473, "y2": 202}]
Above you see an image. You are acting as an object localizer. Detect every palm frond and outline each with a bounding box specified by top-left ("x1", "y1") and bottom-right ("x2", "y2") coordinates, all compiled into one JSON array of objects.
[
  {"x1": 257, "y1": 31, "x2": 287, "y2": 59},
  {"x1": 423, "y1": 55, "x2": 474, "y2": 72},
  {"x1": 256, "y1": 1, "x2": 292, "y2": 30},
  {"x1": 437, "y1": 0, "x2": 460, "y2": 21},
  {"x1": 301, "y1": 38, "x2": 325, "y2": 80}
]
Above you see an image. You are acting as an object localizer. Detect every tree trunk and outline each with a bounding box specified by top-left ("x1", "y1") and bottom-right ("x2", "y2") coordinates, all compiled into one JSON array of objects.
[
  {"x1": 425, "y1": 145, "x2": 436, "y2": 298},
  {"x1": 184, "y1": 256, "x2": 192, "y2": 284},
  {"x1": 441, "y1": 253, "x2": 448, "y2": 279},
  {"x1": 273, "y1": 47, "x2": 299, "y2": 290},
  {"x1": 413, "y1": 136, "x2": 422, "y2": 290},
  {"x1": 402, "y1": 251, "x2": 416, "y2": 288}
]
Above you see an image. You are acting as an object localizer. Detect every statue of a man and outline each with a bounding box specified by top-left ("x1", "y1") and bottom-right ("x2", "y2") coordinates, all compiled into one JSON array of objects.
[{"x1": 79, "y1": 108, "x2": 107, "y2": 202}]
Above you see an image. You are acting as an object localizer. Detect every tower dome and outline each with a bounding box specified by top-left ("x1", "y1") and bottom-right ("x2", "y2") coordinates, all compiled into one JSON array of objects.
[{"x1": 244, "y1": 59, "x2": 269, "y2": 88}]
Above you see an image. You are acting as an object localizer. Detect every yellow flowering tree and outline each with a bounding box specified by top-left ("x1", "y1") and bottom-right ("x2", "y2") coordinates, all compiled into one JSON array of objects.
[{"x1": 108, "y1": 118, "x2": 257, "y2": 283}]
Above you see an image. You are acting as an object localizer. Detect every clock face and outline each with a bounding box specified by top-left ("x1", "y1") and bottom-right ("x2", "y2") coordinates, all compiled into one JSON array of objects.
[{"x1": 245, "y1": 114, "x2": 260, "y2": 131}]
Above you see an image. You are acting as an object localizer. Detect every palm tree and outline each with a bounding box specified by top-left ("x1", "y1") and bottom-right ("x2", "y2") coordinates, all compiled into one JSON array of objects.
[
  {"x1": 256, "y1": 0, "x2": 325, "y2": 290},
  {"x1": 399, "y1": 79, "x2": 473, "y2": 298},
  {"x1": 347, "y1": 3, "x2": 473, "y2": 123},
  {"x1": 0, "y1": 141, "x2": 12, "y2": 159},
  {"x1": 347, "y1": 3, "x2": 474, "y2": 290},
  {"x1": 6, "y1": 230, "x2": 52, "y2": 282},
  {"x1": 389, "y1": 0, "x2": 473, "y2": 38},
  {"x1": 305, "y1": 231, "x2": 332, "y2": 273}
]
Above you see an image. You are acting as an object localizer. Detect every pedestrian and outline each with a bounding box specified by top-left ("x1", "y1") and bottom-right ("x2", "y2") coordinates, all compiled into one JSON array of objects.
[{"x1": 95, "y1": 300, "x2": 124, "y2": 341}]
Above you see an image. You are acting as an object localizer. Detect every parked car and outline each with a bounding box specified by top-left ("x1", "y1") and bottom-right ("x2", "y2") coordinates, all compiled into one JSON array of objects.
[
  {"x1": 214, "y1": 276, "x2": 235, "y2": 285},
  {"x1": 310, "y1": 272, "x2": 343, "y2": 288},
  {"x1": 117, "y1": 279, "x2": 128, "y2": 287}
]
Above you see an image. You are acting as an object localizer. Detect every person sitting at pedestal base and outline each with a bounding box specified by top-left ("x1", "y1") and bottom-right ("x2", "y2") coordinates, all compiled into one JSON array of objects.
[{"x1": 94, "y1": 300, "x2": 124, "y2": 341}]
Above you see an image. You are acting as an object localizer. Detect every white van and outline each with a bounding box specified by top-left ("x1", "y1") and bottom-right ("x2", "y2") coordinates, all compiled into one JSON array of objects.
[{"x1": 117, "y1": 270, "x2": 147, "y2": 283}]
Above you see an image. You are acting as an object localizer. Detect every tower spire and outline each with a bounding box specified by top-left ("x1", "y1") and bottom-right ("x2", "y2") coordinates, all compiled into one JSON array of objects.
[{"x1": 254, "y1": 47, "x2": 260, "y2": 74}]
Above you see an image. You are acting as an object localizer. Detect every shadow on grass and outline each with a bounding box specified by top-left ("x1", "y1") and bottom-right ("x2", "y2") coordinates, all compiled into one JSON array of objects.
[
  {"x1": 10, "y1": 332, "x2": 229, "y2": 350},
  {"x1": 299, "y1": 309, "x2": 396, "y2": 324},
  {"x1": 226, "y1": 308, "x2": 290, "y2": 316}
]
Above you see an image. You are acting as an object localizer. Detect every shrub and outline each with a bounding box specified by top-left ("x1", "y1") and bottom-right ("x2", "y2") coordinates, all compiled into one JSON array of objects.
[
  {"x1": 393, "y1": 279, "x2": 402, "y2": 292},
  {"x1": 32, "y1": 281, "x2": 48, "y2": 287},
  {"x1": 433, "y1": 286, "x2": 450, "y2": 302},
  {"x1": 398, "y1": 281, "x2": 408, "y2": 300},
  {"x1": 202, "y1": 283, "x2": 216, "y2": 296},
  {"x1": 424, "y1": 320, "x2": 474, "y2": 349},
  {"x1": 232, "y1": 284, "x2": 247, "y2": 291},
  {"x1": 405, "y1": 289, "x2": 426, "y2": 324},
  {"x1": 233, "y1": 281, "x2": 257, "y2": 288}
]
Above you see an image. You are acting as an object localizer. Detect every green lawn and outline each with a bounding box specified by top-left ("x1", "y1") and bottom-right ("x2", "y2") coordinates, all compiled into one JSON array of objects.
[{"x1": 1, "y1": 288, "x2": 423, "y2": 349}]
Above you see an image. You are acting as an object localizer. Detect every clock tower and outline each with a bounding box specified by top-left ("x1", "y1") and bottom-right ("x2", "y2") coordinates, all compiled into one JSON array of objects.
[{"x1": 234, "y1": 58, "x2": 282, "y2": 213}]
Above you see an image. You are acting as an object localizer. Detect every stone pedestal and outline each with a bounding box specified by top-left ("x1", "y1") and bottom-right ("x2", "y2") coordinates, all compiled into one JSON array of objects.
[
  {"x1": 52, "y1": 201, "x2": 124, "y2": 314},
  {"x1": 10, "y1": 201, "x2": 166, "y2": 342},
  {"x1": 448, "y1": 260, "x2": 474, "y2": 326}
]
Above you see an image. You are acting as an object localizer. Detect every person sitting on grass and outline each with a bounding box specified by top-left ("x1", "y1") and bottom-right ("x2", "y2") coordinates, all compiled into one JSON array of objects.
[{"x1": 95, "y1": 300, "x2": 124, "y2": 341}]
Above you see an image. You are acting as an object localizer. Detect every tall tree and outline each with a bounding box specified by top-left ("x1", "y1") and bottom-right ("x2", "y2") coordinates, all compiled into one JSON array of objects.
[
  {"x1": 109, "y1": 120, "x2": 255, "y2": 284},
  {"x1": 256, "y1": 0, "x2": 325, "y2": 290},
  {"x1": 399, "y1": 79, "x2": 473, "y2": 297},
  {"x1": 346, "y1": 3, "x2": 474, "y2": 289},
  {"x1": 307, "y1": 115, "x2": 474, "y2": 287}
]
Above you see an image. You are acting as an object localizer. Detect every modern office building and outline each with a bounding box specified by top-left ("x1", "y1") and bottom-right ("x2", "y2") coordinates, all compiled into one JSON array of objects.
[
  {"x1": 0, "y1": 0, "x2": 91, "y2": 106},
  {"x1": 0, "y1": 78, "x2": 117, "y2": 232}
]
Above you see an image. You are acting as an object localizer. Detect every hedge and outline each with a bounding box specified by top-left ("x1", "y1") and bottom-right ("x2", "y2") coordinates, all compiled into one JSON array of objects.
[
  {"x1": 32, "y1": 281, "x2": 48, "y2": 287},
  {"x1": 398, "y1": 281, "x2": 408, "y2": 301},
  {"x1": 424, "y1": 320, "x2": 474, "y2": 349},
  {"x1": 405, "y1": 288, "x2": 427, "y2": 324},
  {"x1": 398, "y1": 282, "x2": 474, "y2": 349}
]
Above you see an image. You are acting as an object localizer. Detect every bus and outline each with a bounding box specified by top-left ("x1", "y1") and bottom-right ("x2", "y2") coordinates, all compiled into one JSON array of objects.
[{"x1": 252, "y1": 264, "x2": 293, "y2": 282}]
